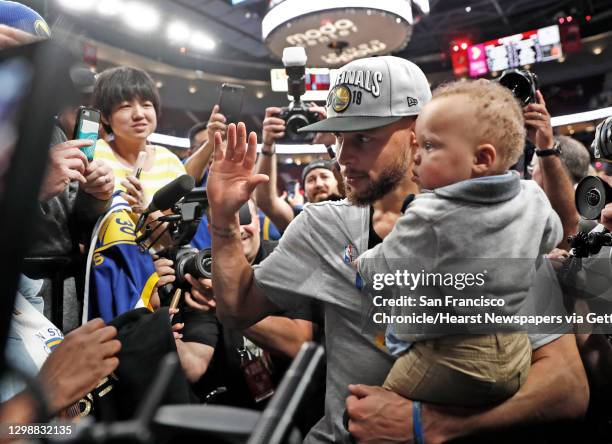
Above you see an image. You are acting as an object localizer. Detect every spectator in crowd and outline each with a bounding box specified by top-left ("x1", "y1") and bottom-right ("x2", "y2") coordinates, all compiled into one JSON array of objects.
[
  {"x1": 92, "y1": 66, "x2": 186, "y2": 213},
  {"x1": 253, "y1": 107, "x2": 341, "y2": 231},
  {"x1": 206, "y1": 56, "x2": 588, "y2": 443}
]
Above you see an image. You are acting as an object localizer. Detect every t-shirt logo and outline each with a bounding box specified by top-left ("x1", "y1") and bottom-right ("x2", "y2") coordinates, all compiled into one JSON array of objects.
[
  {"x1": 407, "y1": 96, "x2": 418, "y2": 107},
  {"x1": 328, "y1": 85, "x2": 352, "y2": 113},
  {"x1": 343, "y1": 243, "x2": 355, "y2": 263}
]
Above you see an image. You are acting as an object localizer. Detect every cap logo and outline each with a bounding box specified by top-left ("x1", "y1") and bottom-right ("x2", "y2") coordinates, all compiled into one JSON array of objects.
[
  {"x1": 34, "y1": 19, "x2": 51, "y2": 38},
  {"x1": 334, "y1": 69, "x2": 383, "y2": 97},
  {"x1": 407, "y1": 96, "x2": 418, "y2": 107},
  {"x1": 328, "y1": 85, "x2": 352, "y2": 113}
]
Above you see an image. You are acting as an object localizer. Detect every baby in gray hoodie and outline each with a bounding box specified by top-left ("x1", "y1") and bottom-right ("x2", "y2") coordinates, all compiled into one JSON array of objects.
[{"x1": 357, "y1": 80, "x2": 562, "y2": 406}]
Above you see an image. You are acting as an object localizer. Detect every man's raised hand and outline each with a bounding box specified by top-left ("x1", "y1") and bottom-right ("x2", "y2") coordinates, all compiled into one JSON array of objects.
[{"x1": 207, "y1": 123, "x2": 268, "y2": 223}]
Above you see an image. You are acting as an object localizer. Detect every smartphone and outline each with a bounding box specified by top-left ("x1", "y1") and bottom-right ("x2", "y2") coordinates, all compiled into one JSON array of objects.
[
  {"x1": 73, "y1": 106, "x2": 100, "y2": 161},
  {"x1": 286, "y1": 180, "x2": 298, "y2": 199},
  {"x1": 218, "y1": 83, "x2": 245, "y2": 123}
]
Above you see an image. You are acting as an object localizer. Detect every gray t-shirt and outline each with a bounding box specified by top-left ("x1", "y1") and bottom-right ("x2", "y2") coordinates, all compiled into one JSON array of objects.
[{"x1": 253, "y1": 198, "x2": 561, "y2": 444}]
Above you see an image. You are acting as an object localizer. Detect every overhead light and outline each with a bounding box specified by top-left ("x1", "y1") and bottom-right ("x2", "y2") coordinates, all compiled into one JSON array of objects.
[
  {"x1": 58, "y1": 0, "x2": 96, "y2": 11},
  {"x1": 465, "y1": 6, "x2": 472, "y2": 12},
  {"x1": 452, "y1": 44, "x2": 459, "y2": 52},
  {"x1": 189, "y1": 85, "x2": 198, "y2": 94},
  {"x1": 559, "y1": 17, "x2": 565, "y2": 24},
  {"x1": 190, "y1": 32, "x2": 215, "y2": 51},
  {"x1": 96, "y1": 0, "x2": 122, "y2": 16},
  {"x1": 155, "y1": 81, "x2": 163, "y2": 88},
  {"x1": 460, "y1": 42, "x2": 468, "y2": 50},
  {"x1": 567, "y1": 16, "x2": 573, "y2": 23},
  {"x1": 586, "y1": 15, "x2": 592, "y2": 21},
  {"x1": 593, "y1": 47, "x2": 603, "y2": 55},
  {"x1": 122, "y1": 2, "x2": 160, "y2": 33},
  {"x1": 256, "y1": 91, "x2": 265, "y2": 99},
  {"x1": 180, "y1": 47, "x2": 187, "y2": 54},
  {"x1": 167, "y1": 21, "x2": 190, "y2": 43}
]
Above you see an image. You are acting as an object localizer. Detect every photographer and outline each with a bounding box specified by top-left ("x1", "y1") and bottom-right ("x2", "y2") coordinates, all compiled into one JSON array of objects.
[
  {"x1": 254, "y1": 106, "x2": 340, "y2": 231},
  {"x1": 523, "y1": 91, "x2": 579, "y2": 249}
]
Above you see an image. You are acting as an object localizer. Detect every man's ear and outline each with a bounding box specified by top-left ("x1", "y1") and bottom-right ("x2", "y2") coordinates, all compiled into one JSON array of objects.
[{"x1": 473, "y1": 143, "x2": 496, "y2": 174}]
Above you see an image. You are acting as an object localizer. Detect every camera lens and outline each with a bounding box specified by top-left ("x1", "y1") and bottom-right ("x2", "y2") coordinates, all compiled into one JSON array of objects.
[
  {"x1": 183, "y1": 248, "x2": 212, "y2": 280},
  {"x1": 499, "y1": 69, "x2": 536, "y2": 106},
  {"x1": 286, "y1": 113, "x2": 311, "y2": 141},
  {"x1": 575, "y1": 176, "x2": 612, "y2": 220},
  {"x1": 586, "y1": 189, "x2": 601, "y2": 207}
]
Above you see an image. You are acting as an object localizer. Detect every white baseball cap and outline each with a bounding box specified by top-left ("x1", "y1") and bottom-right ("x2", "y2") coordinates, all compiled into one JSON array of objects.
[{"x1": 300, "y1": 56, "x2": 431, "y2": 133}]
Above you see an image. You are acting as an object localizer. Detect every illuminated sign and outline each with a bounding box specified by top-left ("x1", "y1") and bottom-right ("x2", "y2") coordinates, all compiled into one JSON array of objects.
[
  {"x1": 468, "y1": 25, "x2": 563, "y2": 77},
  {"x1": 262, "y1": 1, "x2": 418, "y2": 66}
]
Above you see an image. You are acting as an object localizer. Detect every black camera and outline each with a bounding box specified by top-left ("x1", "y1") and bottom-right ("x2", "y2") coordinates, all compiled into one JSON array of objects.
[
  {"x1": 275, "y1": 104, "x2": 319, "y2": 143},
  {"x1": 274, "y1": 47, "x2": 319, "y2": 144},
  {"x1": 499, "y1": 68, "x2": 539, "y2": 106},
  {"x1": 591, "y1": 116, "x2": 612, "y2": 162},
  {"x1": 168, "y1": 246, "x2": 212, "y2": 290},
  {"x1": 575, "y1": 176, "x2": 612, "y2": 220}
]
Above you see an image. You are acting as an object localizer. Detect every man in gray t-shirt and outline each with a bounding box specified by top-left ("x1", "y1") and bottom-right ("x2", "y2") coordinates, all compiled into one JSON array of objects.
[{"x1": 206, "y1": 57, "x2": 588, "y2": 443}]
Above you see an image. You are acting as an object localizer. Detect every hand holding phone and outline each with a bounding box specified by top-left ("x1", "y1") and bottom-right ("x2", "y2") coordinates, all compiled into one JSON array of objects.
[
  {"x1": 73, "y1": 106, "x2": 101, "y2": 161},
  {"x1": 218, "y1": 83, "x2": 245, "y2": 123}
]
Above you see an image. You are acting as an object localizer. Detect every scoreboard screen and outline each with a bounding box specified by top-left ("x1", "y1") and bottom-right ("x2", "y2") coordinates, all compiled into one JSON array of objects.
[{"x1": 468, "y1": 25, "x2": 563, "y2": 77}]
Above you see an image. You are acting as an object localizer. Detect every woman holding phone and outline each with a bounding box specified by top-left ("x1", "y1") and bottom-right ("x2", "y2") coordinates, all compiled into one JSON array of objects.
[{"x1": 92, "y1": 66, "x2": 186, "y2": 212}]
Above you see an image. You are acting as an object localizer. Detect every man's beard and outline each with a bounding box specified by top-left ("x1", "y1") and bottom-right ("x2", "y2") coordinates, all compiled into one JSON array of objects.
[{"x1": 344, "y1": 149, "x2": 410, "y2": 206}]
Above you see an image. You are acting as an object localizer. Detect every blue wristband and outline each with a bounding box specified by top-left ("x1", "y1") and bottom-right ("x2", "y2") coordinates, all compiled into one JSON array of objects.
[{"x1": 413, "y1": 401, "x2": 425, "y2": 444}]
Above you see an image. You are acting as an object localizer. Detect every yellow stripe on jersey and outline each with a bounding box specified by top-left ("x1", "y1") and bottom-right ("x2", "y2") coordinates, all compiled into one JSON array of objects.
[{"x1": 94, "y1": 139, "x2": 186, "y2": 205}]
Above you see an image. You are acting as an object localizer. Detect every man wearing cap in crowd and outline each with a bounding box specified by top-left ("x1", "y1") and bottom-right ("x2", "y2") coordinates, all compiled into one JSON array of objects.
[
  {"x1": 208, "y1": 54, "x2": 587, "y2": 442},
  {"x1": 301, "y1": 158, "x2": 340, "y2": 203}
]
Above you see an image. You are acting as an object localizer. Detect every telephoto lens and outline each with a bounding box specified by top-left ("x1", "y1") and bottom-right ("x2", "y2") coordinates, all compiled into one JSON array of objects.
[
  {"x1": 498, "y1": 69, "x2": 539, "y2": 106},
  {"x1": 575, "y1": 175, "x2": 612, "y2": 220}
]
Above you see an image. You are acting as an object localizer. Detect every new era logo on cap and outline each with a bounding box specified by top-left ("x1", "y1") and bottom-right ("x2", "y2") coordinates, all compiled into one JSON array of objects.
[{"x1": 300, "y1": 56, "x2": 432, "y2": 133}]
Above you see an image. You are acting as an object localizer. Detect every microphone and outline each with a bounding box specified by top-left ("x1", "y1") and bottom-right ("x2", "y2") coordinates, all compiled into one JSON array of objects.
[{"x1": 135, "y1": 175, "x2": 195, "y2": 232}]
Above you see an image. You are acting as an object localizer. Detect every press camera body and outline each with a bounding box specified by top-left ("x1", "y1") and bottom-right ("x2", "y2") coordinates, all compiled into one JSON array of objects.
[
  {"x1": 274, "y1": 47, "x2": 319, "y2": 144},
  {"x1": 137, "y1": 186, "x2": 212, "y2": 294}
]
